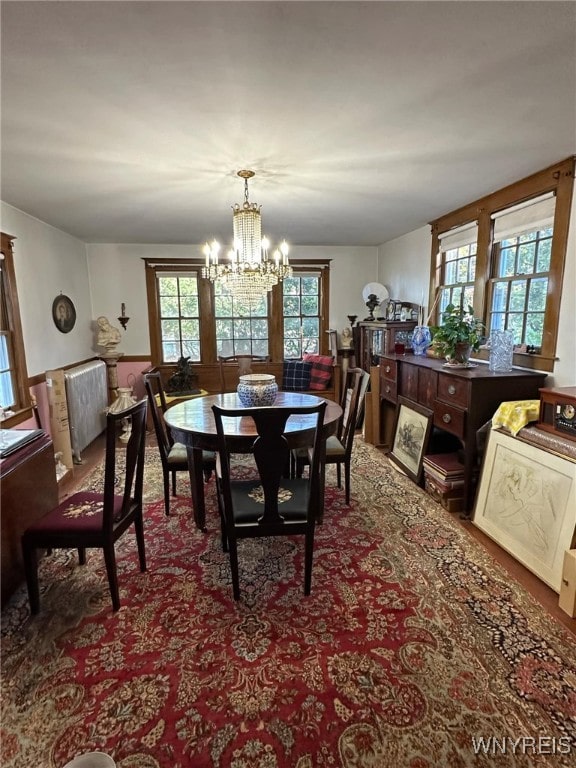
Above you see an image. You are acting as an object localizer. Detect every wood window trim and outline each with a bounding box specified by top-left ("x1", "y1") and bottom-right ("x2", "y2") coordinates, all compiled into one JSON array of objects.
[
  {"x1": 428, "y1": 157, "x2": 575, "y2": 373},
  {"x1": 144, "y1": 258, "x2": 331, "y2": 368},
  {"x1": 1, "y1": 232, "x2": 32, "y2": 425}
]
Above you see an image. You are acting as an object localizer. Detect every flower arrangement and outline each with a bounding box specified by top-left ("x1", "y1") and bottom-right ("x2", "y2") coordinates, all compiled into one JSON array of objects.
[{"x1": 430, "y1": 303, "x2": 484, "y2": 363}]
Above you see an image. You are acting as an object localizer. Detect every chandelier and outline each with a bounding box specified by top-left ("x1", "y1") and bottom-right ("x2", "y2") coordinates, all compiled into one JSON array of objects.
[{"x1": 201, "y1": 170, "x2": 291, "y2": 304}]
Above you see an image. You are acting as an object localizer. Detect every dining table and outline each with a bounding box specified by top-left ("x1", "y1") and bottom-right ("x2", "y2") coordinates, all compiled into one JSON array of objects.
[{"x1": 163, "y1": 391, "x2": 343, "y2": 531}]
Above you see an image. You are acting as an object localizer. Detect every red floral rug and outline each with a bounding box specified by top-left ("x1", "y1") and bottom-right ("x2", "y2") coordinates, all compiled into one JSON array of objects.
[{"x1": 1, "y1": 439, "x2": 575, "y2": 767}]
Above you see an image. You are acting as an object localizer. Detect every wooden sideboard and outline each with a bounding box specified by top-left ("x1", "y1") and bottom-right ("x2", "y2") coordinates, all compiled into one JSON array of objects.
[
  {"x1": 1, "y1": 431, "x2": 58, "y2": 606},
  {"x1": 375, "y1": 354, "x2": 547, "y2": 514}
]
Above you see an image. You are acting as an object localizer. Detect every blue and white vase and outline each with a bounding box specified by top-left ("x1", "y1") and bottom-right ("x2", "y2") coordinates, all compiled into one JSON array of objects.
[
  {"x1": 411, "y1": 326, "x2": 432, "y2": 356},
  {"x1": 237, "y1": 374, "x2": 278, "y2": 407}
]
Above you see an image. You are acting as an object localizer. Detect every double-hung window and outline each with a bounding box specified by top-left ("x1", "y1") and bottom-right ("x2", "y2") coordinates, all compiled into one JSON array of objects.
[
  {"x1": 436, "y1": 222, "x2": 478, "y2": 313},
  {"x1": 156, "y1": 270, "x2": 201, "y2": 362},
  {"x1": 488, "y1": 193, "x2": 555, "y2": 350},
  {"x1": 214, "y1": 281, "x2": 269, "y2": 358},
  {"x1": 283, "y1": 272, "x2": 322, "y2": 358},
  {"x1": 0, "y1": 232, "x2": 31, "y2": 424}
]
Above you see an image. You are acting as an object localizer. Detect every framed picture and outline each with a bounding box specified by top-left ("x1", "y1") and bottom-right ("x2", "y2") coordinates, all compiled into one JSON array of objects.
[
  {"x1": 52, "y1": 295, "x2": 76, "y2": 334},
  {"x1": 388, "y1": 397, "x2": 433, "y2": 483},
  {"x1": 473, "y1": 428, "x2": 576, "y2": 592}
]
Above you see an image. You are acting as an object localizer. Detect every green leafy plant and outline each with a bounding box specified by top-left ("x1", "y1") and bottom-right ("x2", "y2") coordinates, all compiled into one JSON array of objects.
[{"x1": 430, "y1": 303, "x2": 484, "y2": 359}]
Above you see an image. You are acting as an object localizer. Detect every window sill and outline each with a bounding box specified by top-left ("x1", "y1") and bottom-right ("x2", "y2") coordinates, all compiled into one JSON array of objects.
[
  {"x1": 475, "y1": 348, "x2": 555, "y2": 373},
  {"x1": 1, "y1": 406, "x2": 34, "y2": 429}
]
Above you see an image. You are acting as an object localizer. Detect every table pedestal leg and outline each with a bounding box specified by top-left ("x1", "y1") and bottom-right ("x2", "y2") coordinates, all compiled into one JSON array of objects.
[{"x1": 187, "y1": 446, "x2": 207, "y2": 531}]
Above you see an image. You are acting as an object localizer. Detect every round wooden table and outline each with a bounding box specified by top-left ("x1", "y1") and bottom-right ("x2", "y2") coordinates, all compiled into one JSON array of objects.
[{"x1": 164, "y1": 392, "x2": 343, "y2": 530}]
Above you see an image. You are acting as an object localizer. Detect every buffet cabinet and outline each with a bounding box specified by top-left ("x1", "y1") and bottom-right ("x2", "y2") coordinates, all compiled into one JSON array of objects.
[{"x1": 377, "y1": 354, "x2": 547, "y2": 513}]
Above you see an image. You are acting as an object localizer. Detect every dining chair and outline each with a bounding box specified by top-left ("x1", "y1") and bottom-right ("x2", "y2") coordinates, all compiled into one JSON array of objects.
[
  {"x1": 21, "y1": 398, "x2": 148, "y2": 615},
  {"x1": 212, "y1": 400, "x2": 327, "y2": 600},
  {"x1": 144, "y1": 372, "x2": 215, "y2": 516},
  {"x1": 293, "y1": 367, "x2": 369, "y2": 504},
  {"x1": 218, "y1": 354, "x2": 271, "y2": 393}
]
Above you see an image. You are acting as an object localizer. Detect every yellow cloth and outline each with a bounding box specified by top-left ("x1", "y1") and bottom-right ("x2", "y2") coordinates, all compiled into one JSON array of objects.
[{"x1": 491, "y1": 400, "x2": 540, "y2": 436}]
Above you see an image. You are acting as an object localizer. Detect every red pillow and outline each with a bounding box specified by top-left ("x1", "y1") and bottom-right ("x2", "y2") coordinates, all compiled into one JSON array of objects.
[{"x1": 303, "y1": 354, "x2": 334, "y2": 390}]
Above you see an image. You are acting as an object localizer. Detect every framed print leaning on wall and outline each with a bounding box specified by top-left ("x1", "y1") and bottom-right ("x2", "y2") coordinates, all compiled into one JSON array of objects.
[
  {"x1": 388, "y1": 397, "x2": 433, "y2": 484},
  {"x1": 473, "y1": 428, "x2": 576, "y2": 592}
]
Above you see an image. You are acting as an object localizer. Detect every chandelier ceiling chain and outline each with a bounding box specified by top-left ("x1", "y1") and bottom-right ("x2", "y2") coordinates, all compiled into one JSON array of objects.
[{"x1": 201, "y1": 170, "x2": 291, "y2": 304}]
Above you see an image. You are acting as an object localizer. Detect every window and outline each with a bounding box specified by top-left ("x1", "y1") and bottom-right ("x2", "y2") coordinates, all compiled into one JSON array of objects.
[
  {"x1": 488, "y1": 193, "x2": 555, "y2": 350},
  {"x1": 0, "y1": 232, "x2": 32, "y2": 423},
  {"x1": 0, "y1": 327, "x2": 16, "y2": 407},
  {"x1": 283, "y1": 272, "x2": 322, "y2": 358},
  {"x1": 145, "y1": 259, "x2": 331, "y2": 367},
  {"x1": 429, "y1": 158, "x2": 574, "y2": 372},
  {"x1": 214, "y1": 281, "x2": 269, "y2": 357},
  {"x1": 436, "y1": 222, "x2": 478, "y2": 314},
  {"x1": 156, "y1": 272, "x2": 201, "y2": 362}
]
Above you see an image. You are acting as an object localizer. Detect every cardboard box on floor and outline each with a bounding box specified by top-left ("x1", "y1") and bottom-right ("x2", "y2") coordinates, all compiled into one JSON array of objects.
[{"x1": 45, "y1": 369, "x2": 74, "y2": 482}]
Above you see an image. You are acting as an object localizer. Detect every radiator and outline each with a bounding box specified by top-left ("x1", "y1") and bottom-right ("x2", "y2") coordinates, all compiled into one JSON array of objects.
[{"x1": 64, "y1": 360, "x2": 108, "y2": 463}]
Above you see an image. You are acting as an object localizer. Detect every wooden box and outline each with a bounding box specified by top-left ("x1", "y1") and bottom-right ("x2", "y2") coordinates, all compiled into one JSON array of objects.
[
  {"x1": 424, "y1": 475, "x2": 465, "y2": 513},
  {"x1": 559, "y1": 549, "x2": 576, "y2": 618},
  {"x1": 423, "y1": 452, "x2": 465, "y2": 513}
]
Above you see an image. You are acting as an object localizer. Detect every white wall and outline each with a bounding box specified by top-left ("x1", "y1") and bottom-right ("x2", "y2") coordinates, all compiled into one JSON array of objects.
[
  {"x1": 1, "y1": 203, "x2": 93, "y2": 376},
  {"x1": 377, "y1": 225, "x2": 431, "y2": 314},
  {"x1": 377, "y1": 210, "x2": 576, "y2": 387},
  {"x1": 86, "y1": 243, "x2": 378, "y2": 354}
]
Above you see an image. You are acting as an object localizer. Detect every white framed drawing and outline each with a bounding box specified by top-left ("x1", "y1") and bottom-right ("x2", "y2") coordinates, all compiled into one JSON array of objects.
[{"x1": 473, "y1": 429, "x2": 576, "y2": 592}]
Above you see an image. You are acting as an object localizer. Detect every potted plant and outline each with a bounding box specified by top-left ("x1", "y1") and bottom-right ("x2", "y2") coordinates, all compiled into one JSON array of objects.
[{"x1": 430, "y1": 303, "x2": 484, "y2": 365}]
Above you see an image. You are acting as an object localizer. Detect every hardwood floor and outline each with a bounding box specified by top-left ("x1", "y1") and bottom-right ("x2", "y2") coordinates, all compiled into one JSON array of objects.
[{"x1": 63, "y1": 433, "x2": 575, "y2": 635}]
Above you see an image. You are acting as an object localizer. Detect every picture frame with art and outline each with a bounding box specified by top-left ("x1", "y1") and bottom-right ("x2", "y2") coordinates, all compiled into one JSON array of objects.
[
  {"x1": 388, "y1": 397, "x2": 433, "y2": 483},
  {"x1": 52, "y1": 294, "x2": 76, "y2": 334},
  {"x1": 473, "y1": 428, "x2": 576, "y2": 592}
]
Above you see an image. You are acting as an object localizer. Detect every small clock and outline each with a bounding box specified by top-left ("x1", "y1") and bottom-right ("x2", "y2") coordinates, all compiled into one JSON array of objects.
[{"x1": 537, "y1": 386, "x2": 576, "y2": 442}]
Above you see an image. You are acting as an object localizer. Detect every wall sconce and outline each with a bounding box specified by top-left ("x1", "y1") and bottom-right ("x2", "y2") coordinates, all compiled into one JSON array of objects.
[{"x1": 118, "y1": 303, "x2": 130, "y2": 330}]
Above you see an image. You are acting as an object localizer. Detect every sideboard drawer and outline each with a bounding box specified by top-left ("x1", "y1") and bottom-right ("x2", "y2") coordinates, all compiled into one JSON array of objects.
[
  {"x1": 433, "y1": 401, "x2": 466, "y2": 439},
  {"x1": 381, "y1": 378, "x2": 397, "y2": 403},
  {"x1": 437, "y1": 374, "x2": 470, "y2": 408},
  {"x1": 380, "y1": 359, "x2": 397, "y2": 382}
]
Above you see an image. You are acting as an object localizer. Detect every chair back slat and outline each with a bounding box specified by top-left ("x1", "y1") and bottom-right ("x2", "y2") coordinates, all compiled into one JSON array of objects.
[
  {"x1": 144, "y1": 372, "x2": 173, "y2": 459},
  {"x1": 103, "y1": 398, "x2": 148, "y2": 530},
  {"x1": 218, "y1": 354, "x2": 271, "y2": 393}
]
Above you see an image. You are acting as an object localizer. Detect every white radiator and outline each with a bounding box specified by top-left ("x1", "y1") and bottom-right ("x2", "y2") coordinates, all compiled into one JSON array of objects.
[{"x1": 64, "y1": 360, "x2": 108, "y2": 463}]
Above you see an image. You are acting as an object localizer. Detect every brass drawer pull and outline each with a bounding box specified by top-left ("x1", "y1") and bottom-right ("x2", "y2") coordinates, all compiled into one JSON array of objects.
[
  {"x1": 385, "y1": 365, "x2": 391, "y2": 373},
  {"x1": 385, "y1": 386, "x2": 391, "y2": 394},
  {"x1": 448, "y1": 384, "x2": 456, "y2": 395},
  {"x1": 442, "y1": 413, "x2": 452, "y2": 424}
]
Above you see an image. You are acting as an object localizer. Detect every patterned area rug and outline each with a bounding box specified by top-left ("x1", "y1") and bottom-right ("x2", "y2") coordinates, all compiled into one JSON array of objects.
[{"x1": 1, "y1": 439, "x2": 575, "y2": 767}]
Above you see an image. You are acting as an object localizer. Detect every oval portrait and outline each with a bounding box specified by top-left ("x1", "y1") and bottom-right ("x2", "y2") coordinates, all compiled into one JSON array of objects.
[{"x1": 52, "y1": 295, "x2": 76, "y2": 334}]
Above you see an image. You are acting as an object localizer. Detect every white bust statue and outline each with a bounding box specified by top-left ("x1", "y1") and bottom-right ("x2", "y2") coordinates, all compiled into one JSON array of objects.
[
  {"x1": 340, "y1": 326, "x2": 353, "y2": 348},
  {"x1": 96, "y1": 315, "x2": 122, "y2": 355}
]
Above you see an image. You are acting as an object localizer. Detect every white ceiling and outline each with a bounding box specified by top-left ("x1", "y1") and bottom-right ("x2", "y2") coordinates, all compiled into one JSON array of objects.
[{"x1": 1, "y1": 1, "x2": 575, "y2": 247}]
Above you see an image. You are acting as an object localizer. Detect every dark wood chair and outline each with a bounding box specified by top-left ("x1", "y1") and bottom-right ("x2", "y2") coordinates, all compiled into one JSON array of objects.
[
  {"x1": 218, "y1": 354, "x2": 271, "y2": 393},
  {"x1": 293, "y1": 367, "x2": 369, "y2": 504},
  {"x1": 212, "y1": 401, "x2": 327, "y2": 600},
  {"x1": 21, "y1": 398, "x2": 148, "y2": 615},
  {"x1": 144, "y1": 371, "x2": 215, "y2": 516}
]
